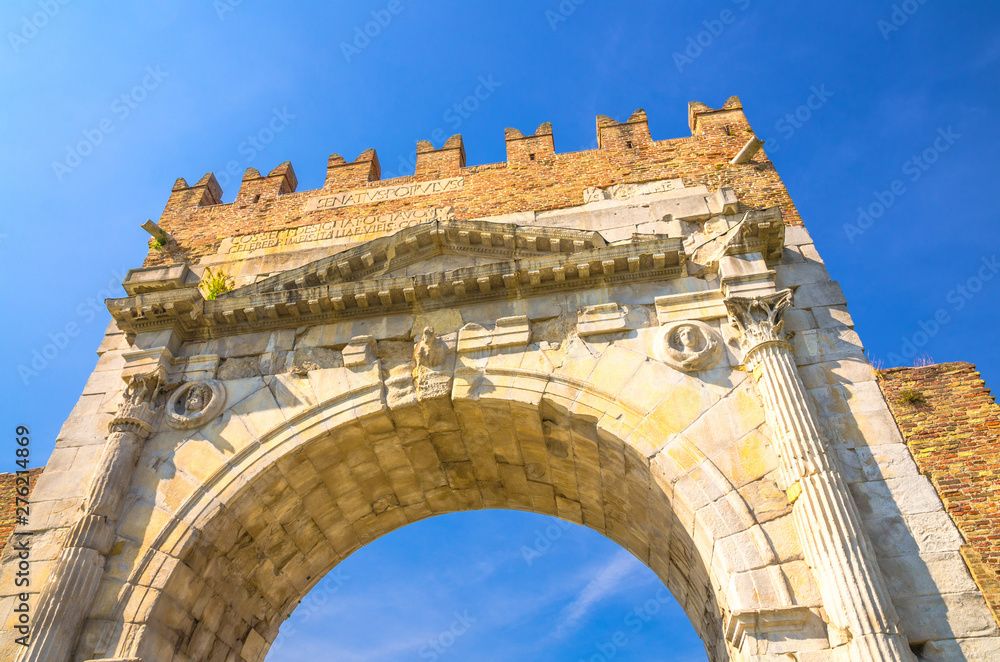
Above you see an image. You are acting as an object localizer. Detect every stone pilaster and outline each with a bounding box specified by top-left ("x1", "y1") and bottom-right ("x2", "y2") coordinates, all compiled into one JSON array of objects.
[
  {"x1": 725, "y1": 291, "x2": 913, "y2": 662},
  {"x1": 19, "y1": 373, "x2": 162, "y2": 662}
]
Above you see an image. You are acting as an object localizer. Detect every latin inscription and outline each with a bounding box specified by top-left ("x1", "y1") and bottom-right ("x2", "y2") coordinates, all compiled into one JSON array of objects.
[
  {"x1": 304, "y1": 176, "x2": 466, "y2": 211},
  {"x1": 584, "y1": 178, "x2": 684, "y2": 203},
  {"x1": 219, "y1": 208, "x2": 454, "y2": 255}
]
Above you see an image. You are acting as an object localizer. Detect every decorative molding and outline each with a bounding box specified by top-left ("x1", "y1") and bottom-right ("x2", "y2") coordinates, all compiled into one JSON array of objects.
[
  {"x1": 724, "y1": 606, "x2": 814, "y2": 648},
  {"x1": 722, "y1": 208, "x2": 784, "y2": 260},
  {"x1": 241, "y1": 218, "x2": 610, "y2": 295},
  {"x1": 343, "y1": 335, "x2": 376, "y2": 367},
  {"x1": 121, "y1": 347, "x2": 175, "y2": 381},
  {"x1": 107, "y1": 222, "x2": 684, "y2": 340},
  {"x1": 689, "y1": 207, "x2": 785, "y2": 277},
  {"x1": 457, "y1": 316, "x2": 530, "y2": 353},
  {"x1": 578, "y1": 303, "x2": 631, "y2": 337},
  {"x1": 654, "y1": 289, "x2": 727, "y2": 324},
  {"x1": 122, "y1": 347, "x2": 219, "y2": 385}
]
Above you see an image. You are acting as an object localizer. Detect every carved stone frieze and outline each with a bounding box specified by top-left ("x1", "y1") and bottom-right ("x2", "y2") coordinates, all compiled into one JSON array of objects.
[{"x1": 241, "y1": 218, "x2": 610, "y2": 295}]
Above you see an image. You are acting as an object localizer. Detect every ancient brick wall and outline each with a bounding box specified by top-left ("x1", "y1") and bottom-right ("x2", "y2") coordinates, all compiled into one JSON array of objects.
[
  {"x1": 880, "y1": 362, "x2": 1000, "y2": 625},
  {"x1": 144, "y1": 97, "x2": 802, "y2": 268},
  {"x1": 0, "y1": 468, "x2": 43, "y2": 552}
]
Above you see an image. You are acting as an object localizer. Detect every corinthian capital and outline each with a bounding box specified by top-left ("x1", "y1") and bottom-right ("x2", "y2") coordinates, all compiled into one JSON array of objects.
[
  {"x1": 724, "y1": 289, "x2": 794, "y2": 357},
  {"x1": 108, "y1": 371, "x2": 165, "y2": 437}
]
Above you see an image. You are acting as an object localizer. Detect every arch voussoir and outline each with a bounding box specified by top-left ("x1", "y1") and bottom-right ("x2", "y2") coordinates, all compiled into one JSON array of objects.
[{"x1": 101, "y1": 352, "x2": 809, "y2": 661}]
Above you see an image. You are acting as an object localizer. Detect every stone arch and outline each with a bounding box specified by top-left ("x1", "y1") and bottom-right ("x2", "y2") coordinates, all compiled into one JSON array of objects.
[{"x1": 89, "y1": 359, "x2": 804, "y2": 662}]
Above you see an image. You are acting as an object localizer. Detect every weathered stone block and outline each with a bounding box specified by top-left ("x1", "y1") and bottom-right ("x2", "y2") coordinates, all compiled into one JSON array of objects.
[
  {"x1": 894, "y1": 592, "x2": 1000, "y2": 641},
  {"x1": 877, "y1": 552, "x2": 980, "y2": 599},
  {"x1": 792, "y1": 281, "x2": 847, "y2": 309},
  {"x1": 784, "y1": 226, "x2": 813, "y2": 246},
  {"x1": 774, "y1": 261, "x2": 831, "y2": 290}
]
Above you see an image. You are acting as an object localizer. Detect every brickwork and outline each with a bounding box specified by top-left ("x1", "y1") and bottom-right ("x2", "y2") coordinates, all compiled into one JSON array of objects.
[
  {"x1": 145, "y1": 97, "x2": 802, "y2": 268},
  {"x1": 0, "y1": 468, "x2": 43, "y2": 552},
  {"x1": 880, "y1": 362, "x2": 1000, "y2": 625}
]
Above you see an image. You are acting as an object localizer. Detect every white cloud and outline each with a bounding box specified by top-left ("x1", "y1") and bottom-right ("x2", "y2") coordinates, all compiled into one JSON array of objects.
[{"x1": 554, "y1": 550, "x2": 643, "y2": 637}]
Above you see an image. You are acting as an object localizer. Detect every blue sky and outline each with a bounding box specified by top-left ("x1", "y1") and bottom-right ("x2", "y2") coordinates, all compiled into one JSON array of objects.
[
  {"x1": 267, "y1": 511, "x2": 705, "y2": 662},
  {"x1": 1, "y1": 1, "x2": 998, "y2": 659}
]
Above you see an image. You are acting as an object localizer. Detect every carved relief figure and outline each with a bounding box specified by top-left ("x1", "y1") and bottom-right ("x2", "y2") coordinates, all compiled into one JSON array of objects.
[
  {"x1": 412, "y1": 327, "x2": 453, "y2": 400},
  {"x1": 657, "y1": 320, "x2": 722, "y2": 371},
  {"x1": 166, "y1": 380, "x2": 226, "y2": 429},
  {"x1": 414, "y1": 326, "x2": 445, "y2": 369}
]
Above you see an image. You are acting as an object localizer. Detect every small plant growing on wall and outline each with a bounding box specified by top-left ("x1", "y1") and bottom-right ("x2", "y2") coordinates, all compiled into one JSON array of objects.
[
  {"x1": 897, "y1": 388, "x2": 925, "y2": 405},
  {"x1": 150, "y1": 237, "x2": 165, "y2": 250},
  {"x1": 865, "y1": 351, "x2": 885, "y2": 380},
  {"x1": 200, "y1": 267, "x2": 234, "y2": 300}
]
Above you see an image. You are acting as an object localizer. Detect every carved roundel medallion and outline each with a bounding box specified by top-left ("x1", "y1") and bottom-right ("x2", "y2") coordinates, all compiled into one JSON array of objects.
[
  {"x1": 165, "y1": 380, "x2": 226, "y2": 430},
  {"x1": 656, "y1": 320, "x2": 723, "y2": 372}
]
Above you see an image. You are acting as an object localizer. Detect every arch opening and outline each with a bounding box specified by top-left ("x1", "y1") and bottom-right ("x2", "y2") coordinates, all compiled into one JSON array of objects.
[
  {"x1": 94, "y1": 365, "x2": 801, "y2": 662},
  {"x1": 264, "y1": 509, "x2": 708, "y2": 662}
]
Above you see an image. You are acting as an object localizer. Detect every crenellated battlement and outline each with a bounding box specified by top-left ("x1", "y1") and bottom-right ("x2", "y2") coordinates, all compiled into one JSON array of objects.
[
  {"x1": 596, "y1": 109, "x2": 651, "y2": 149},
  {"x1": 326, "y1": 148, "x2": 380, "y2": 190},
  {"x1": 505, "y1": 122, "x2": 555, "y2": 164},
  {"x1": 167, "y1": 98, "x2": 751, "y2": 208},
  {"x1": 416, "y1": 133, "x2": 466, "y2": 178},
  {"x1": 149, "y1": 96, "x2": 791, "y2": 268},
  {"x1": 688, "y1": 95, "x2": 750, "y2": 136}
]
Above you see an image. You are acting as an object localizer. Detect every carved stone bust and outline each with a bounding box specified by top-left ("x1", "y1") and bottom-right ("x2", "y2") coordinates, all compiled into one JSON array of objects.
[
  {"x1": 657, "y1": 320, "x2": 723, "y2": 372},
  {"x1": 165, "y1": 380, "x2": 226, "y2": 430}
]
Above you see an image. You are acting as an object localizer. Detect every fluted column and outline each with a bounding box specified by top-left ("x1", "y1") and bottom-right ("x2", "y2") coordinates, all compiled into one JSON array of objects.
[
  {"x1": 725, "y1": 291, "x2": 912, "y2": 662},
  {"x1": 20, "y1": 373, "x2": 162, "y2": 662}
]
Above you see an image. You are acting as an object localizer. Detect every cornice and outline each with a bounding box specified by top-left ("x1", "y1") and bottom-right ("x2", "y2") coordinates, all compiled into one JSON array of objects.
[
  {"x1": 108, "y1": 208, "x2": 783, "y2": 341},
  {"x1": 108, "y1": 232, "x2": 684, "y2": 341},
  {"x1": 238, "y1": 218, "x2": 609, "y2": 297}
]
